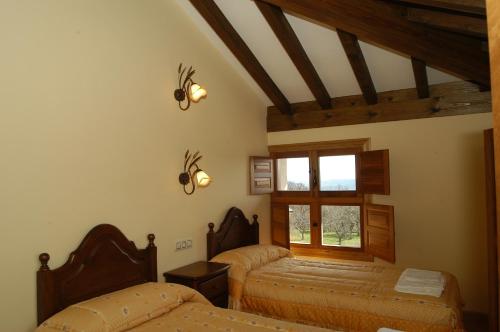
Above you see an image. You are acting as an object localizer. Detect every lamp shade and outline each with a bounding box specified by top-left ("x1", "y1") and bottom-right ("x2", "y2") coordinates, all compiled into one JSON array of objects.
[
  {"x1": 196, "y1": 170, "x2": 211, "y2": 187},
  {"x1": 190, "y1": 83, "x2": 207, "y2": 102}
]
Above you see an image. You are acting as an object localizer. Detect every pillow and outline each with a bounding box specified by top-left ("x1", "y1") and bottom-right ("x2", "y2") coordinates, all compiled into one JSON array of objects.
[
  {"x1": 210, "y1": 244, "x2": 292, "y2": 309},
  {"x1": 36, "y1": 282, "x2": 210, "y2": 332},
  {"x1": 210, "y1": 244, "x2": 291, "y2": 271}
]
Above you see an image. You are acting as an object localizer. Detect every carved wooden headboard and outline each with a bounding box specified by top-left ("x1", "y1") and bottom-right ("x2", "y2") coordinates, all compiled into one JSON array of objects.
[
  {"x1": 206, "y1": 207, "x2": 259, "y2": 260},
  {"x1": 36, "y1": 224, "x2": 157, "y2": 325}
]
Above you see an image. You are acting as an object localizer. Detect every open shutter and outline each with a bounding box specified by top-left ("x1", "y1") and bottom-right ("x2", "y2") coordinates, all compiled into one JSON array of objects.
[
  {"x1": 359, "y1": 149, "x2": 390, "y2": 195},
  {"x1": 250, "y1": 156, "x2": 274, "y2": 194},
  {"x1": 364, "y1": 203, "x2": 395, "y2": 263},
  {"x1": 271, "y1": 203, "x2": 290, "y2": 249}
]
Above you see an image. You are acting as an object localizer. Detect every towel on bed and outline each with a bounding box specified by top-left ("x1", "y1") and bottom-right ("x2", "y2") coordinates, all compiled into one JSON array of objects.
[{"x1": 395, "y1": 268, "x2": 445, "y2": 297}]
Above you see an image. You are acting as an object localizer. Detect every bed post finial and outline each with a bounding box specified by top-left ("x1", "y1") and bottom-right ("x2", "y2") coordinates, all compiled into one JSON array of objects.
[
  {"x1": 208, "y1": 222, "x2": 215, "y2": 233},
  {"x1": 147, "y1": 234, "x2": 156, "y2": 248},
  {"x1": 39, "y1": 253, "x2": 50, "y2": 271},
  {"x1": 252, "y1": 214, "x2": 258, "y2": 224}
]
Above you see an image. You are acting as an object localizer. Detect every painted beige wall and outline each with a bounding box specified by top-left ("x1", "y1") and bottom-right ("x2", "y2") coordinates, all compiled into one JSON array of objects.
[
  {"x1": 0, "y1": 1, "x2": 269, "y2": 331},
  {"x1": 268, "y1": 113, "x2": 492, "y2": 312}
]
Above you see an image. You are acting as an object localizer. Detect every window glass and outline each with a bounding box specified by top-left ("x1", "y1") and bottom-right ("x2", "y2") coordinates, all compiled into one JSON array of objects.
[
  {"x1": 321, "y1": 205, "x2": 361, "y2": 248},
  {"x1": 276, "y1": 157, "x2": 310, "y2": 191},
  {"x1": 319, "y1": 155, "x2": 356, "y2": 191},
  {"x1": 289, "y1": 205, "x2": 311, "y2": 244}
]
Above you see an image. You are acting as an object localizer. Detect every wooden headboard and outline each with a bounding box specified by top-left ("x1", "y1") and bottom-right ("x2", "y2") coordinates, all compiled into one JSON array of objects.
[
  {"x1": 206, "y1": 207, "x2": 259, "y2": 260},
  {"x1": 37, "y1": 224, "x2": 157, "y2": 325}
]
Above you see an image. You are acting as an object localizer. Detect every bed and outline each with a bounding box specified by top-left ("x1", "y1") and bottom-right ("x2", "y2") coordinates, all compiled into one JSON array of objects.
[
  {"x1": 35, "y1": 223, "x2": 331, "y2": 332},
  {"x1": 207, "y1": 207, "x2": 465, "y2": 332}
]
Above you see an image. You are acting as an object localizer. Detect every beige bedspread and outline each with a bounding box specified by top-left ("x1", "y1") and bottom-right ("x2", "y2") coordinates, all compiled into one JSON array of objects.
[
  {"x1": 36, "y1": 282, "x2": 331, "y2": 332},
  {"x1": 211, "y1": 246, "x2": 464, "y2": 332},
  {"x1": 127, "y1": 301, "x2": 331, "y2": 332}
]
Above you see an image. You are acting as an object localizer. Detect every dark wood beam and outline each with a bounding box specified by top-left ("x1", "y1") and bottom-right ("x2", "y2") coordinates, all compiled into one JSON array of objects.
[
  {"x1": 393, "y1": 0, "x2": 486, "y2": 16},
  {"x1": 258, "y1": 0, "x2": 490, "y2": 86},
  {"x1": 189, "y1": 0, "x2": 291, "y2": 114},
  {"x1": 337, "y1": 29, "x2": 378, "y2": 105},
  {"x1": 405, "y1": 7, "x2": 487, "y2": 38},
  {"x1": 267, "y1": 81, "x2": 490, "y2": 132},
  {"x1": 255, "y1": 1, "x2": 332, "y2": 109},
  {"x1": 411, "y1": 57, "x2": 430, "y2": 98}
]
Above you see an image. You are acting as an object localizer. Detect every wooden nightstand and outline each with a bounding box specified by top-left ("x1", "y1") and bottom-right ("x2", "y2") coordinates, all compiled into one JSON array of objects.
[{"x1": 163, "y1": 261, "x2": 230, "y2": 308}]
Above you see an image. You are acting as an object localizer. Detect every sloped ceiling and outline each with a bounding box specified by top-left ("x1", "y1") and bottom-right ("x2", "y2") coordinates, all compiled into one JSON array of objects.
[{"x1": 175, "y1": 0, "x2": 459, "y2": 107}]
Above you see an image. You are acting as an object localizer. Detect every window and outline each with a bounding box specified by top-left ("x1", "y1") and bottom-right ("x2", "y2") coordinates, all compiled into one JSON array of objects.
[
  {"x1": 321, "y1": 205, "x2": 361, "y2": 248},
  {"x1": 289, "y1": 205, "x2": 311, "y2": 244},
  {"x1": 276, "y1": 157, "x2": 310, "y2": 191},
  {"x1": 268, "y1": 139, "x2": 394, "y2": 262},
  {"x1": 319, "y1": 155, "x2": 356, "y2": 191}
]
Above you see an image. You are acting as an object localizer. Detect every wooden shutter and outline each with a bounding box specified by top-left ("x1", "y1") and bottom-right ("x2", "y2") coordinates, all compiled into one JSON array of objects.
[
  {"x1": 271, "y1": 203, "x2": 290, "y2": 249},
  {"x1": 364, "y1": 203, "x2": 395, "y2": 263},
  {"x1": 359, "y1": 149, "x2": 390, "y2": 195},
  {"x1": 250, "y1": 156, "x2": 274, "y2": 194}
]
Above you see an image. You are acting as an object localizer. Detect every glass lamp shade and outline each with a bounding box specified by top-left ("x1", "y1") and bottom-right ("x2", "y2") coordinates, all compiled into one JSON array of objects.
[
  {"x1": 189, "y1": 83, "x2": 207, "y2": 102},
  {"x1": 196, "y1": 170, "x2": 211, "y2": 187}
]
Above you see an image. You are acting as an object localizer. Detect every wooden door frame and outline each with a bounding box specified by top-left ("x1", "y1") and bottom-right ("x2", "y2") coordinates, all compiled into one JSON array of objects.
[{"x1": 486, "y1": 1, "x2": 500, "y2": 330}]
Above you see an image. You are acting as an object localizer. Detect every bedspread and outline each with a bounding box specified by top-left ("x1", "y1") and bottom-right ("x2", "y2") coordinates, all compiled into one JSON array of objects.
[
  {"x1": 240, "y1": 258, "x2": 463, "y2": 332},
  {"x1": 128, "y1": 301, "x2": 331, "y2": 332},
  {"x1": 36, "y1": 282, "x2": 330, "y2": 332}
]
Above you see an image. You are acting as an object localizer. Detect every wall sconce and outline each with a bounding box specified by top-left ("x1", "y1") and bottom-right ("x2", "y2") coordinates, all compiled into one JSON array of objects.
[
  {"x1": 174, "y1": 63, "x2": 207, "y2": 111},
  {"x1": 179, "y1": 150, "x2": 211, "y2": 195}
]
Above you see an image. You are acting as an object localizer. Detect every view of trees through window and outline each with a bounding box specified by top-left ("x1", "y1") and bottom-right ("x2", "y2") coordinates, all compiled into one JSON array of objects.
[
  {"x1": 321, "y1": 205, "x2": 361, "y2": 248},
  {"x1": 289, "y1": 204, "x2": 361, "y2": 247},
  {"x1": 289, "y1": 205, "x2": 311, "y2": 244}
]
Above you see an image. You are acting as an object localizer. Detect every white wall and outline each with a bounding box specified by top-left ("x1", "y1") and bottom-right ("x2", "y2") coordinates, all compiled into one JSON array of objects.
[
  {"x1": 0, "y1": 1, "x2": 269, "y2": 331},
  {"x1": 268, "y1": 113, "x2": 492, "y2": 312}
]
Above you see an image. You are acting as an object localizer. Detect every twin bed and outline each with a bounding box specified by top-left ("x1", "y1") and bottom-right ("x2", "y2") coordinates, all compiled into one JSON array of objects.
[
  {"x1": 36, "y1": 208, "x2": 464, "y2": 332},
  {"x1": 35, "y1": 224, "x2": 328, "y2": 332},
  {"x1": 207, "y1": 207, "x2": 464, "y2": 332}
]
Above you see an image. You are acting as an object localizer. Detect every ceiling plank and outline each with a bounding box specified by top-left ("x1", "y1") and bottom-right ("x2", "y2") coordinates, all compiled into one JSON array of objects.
[
  {"x1": 189, "y1": 0, "x2": 291, "y2": 114},
  {"x1": 337, "y1": 29, "x2": 378, "y2": 105},
  {"x1": 405, "y1": 7, "x2": 487, "y2": 38},
  {"x1": 255, "y1": 1, "x2": 332, "y2": 109},
  {"x1": 267, "y1": 81, "x2": 490, "y2": 131},
  {"x1": 258, "y1": 0, "x2": 490, "y2": 86},
  {"x1": 411, "y1": 57, "x2": 430, "y2": 98},
  {"x1": 393, "y1": 0, "x2": 486, "y2": 15}
]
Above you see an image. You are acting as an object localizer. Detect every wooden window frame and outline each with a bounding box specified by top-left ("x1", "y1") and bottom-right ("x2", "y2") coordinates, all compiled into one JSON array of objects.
[{"x1": 270, "y1": 139, "x2": 373, "y2": 261}]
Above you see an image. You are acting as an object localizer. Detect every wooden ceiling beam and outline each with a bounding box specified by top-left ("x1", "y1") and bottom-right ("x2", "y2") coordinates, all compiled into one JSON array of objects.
[
  {"x1": 267, "y1": 81, "x2": 491, "y2": 132},
  {"x1": 255, "y1": 1, "x2": 332, "y2": 109},
  {"x1": 337, "y1": 29, "x2": 378, "y2": 105},
  {"x1": 189, "y1": 0, "x2": 291, "y2": 114},
  {"x1": 405, "y1": 7, "x2": 487, "y2": 38},
  {"x1": 393, "y1": 0, "x2": 486, "y2": 16},
  {"x1": 411, "y1": 57, "x2": 430, "y2": 98},
  {"x1": 258, "y1": 0, "x2": 490, "y2": 86}
]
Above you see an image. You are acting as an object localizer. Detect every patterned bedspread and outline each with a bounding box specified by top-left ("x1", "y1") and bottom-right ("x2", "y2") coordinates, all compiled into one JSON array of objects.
[
  {"x1": 211, "y1": 245, "x2": 464, "y2": 332},
  {"x1": 36, "y1": 282, "x2": 330, "y2": 332}
]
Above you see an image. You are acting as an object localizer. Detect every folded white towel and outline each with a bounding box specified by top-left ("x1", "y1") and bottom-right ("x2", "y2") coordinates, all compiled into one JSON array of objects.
[
  {"x1": 403, "y1": 268, "x2": 442, "y2": 283},
  {"x1": 395, "y1": 268, "x2": 445, "y2": 297}
]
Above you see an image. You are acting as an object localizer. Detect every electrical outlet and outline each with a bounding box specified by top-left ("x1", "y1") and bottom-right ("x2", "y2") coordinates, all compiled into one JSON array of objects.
[{"x1": 176, "y1": 239, "x2": 192, "y2": 251}]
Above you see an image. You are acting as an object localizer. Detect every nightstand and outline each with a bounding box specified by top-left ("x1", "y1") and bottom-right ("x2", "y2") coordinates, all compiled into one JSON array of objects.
[{"x1": 163, "y1": 261, "x2": 230, "y2": 308}]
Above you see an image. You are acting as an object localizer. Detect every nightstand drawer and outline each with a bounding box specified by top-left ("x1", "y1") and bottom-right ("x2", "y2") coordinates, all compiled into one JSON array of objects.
[{"x1": 198, "y1": 273, "x2": 227, "y2": 299}]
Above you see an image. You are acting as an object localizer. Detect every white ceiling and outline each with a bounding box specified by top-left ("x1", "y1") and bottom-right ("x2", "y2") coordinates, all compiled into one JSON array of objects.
[{"x1": 175, "y1": 0, "x2": 460, "y2": 107}]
